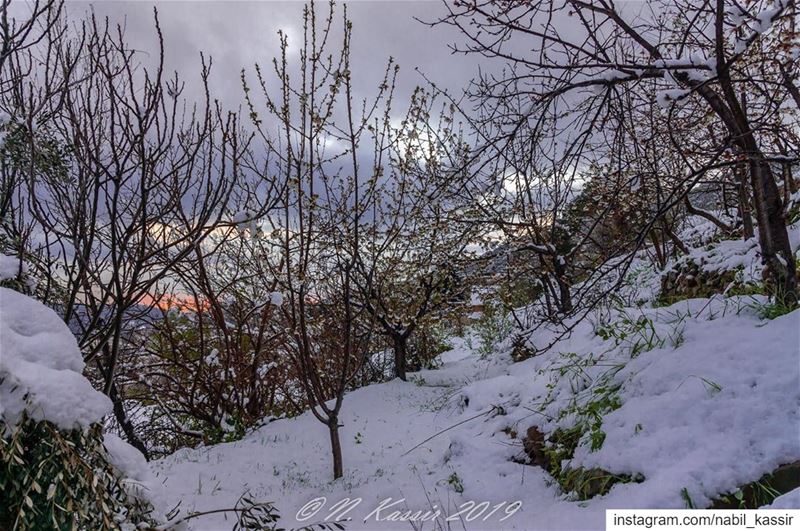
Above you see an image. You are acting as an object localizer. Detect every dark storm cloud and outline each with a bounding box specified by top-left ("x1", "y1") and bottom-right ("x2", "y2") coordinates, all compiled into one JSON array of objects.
[{"x1": 66, "y1": 1, "x2": 480, "y2": 111}]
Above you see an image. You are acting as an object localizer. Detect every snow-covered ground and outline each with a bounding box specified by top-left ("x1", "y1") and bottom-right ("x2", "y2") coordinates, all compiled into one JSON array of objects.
[
  {"x1": 3, "y1": 223, "x2": 798, "y2": 530},
  {"x1": 152, "y1": 295, "x2": 800, "y2": 530}
]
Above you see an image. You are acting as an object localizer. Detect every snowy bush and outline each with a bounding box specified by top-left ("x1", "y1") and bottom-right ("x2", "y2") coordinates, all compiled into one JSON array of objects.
[
  {"x1": 0, "y1": 287, "x2": 111, "y2": 429},
  {"x1": 135, "y1": 303, "x2": 292, "y2": 453},
  {"x1": 0, "y1": 421, "x2": 159, "y2": 530},
  {"x1": 471, "y1": 300, "x2": 513, "y2": 358},
  {"x1": 407, "y1": 318, "x2": 453, "y2": 369},
  {"x1": 0, "y1": 252, "x2": 36, "y2": 296},
  {"x1": 0, "y1": 287, "x2": 163, "y2": 530}
]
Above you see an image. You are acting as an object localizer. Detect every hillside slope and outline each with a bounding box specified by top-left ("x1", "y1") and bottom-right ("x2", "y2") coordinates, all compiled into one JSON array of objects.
[{"x1": 153, "y1": 295, "x2": 800, "y2": 530}]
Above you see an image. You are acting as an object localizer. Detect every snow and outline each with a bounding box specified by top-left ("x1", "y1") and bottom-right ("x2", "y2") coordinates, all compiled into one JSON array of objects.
[
  {"x1": 568, "y1": 302, "x2": 799, "y2": 508},
  {"x1": 0, "y1": 287, "x2": 112, "y2": 430},
  {"x1": 0, "y1": 253, "x2": 25, "y2": 281},
  {"x1": 587, "y1": 69, "x2": 630, "y2": 92},
  {"x1": 258, "y1": 361, "x2": 278, "y2": 378},
  {"x1": 0, "y1": 286, "x2": 173, "y2": 526},
  {"x1": 151, "y1": 294, "x2": 800, "y2": 529},
  {"x1": 231, "y1": 209, "x2": 260, "y2": 235},
  {"x1": 138, "y1": 209, "x2": 800, "y2": 529},
  {"x1": 652, "y1": 55, "x2": 712, "y2": 77},
  {"x1": 105, "y1": 433, "x2": 155, "y2": 485},
  {"x1": 601, "y1": 70, "x2": 628, "y2": 82},
  {"x1": 725, "y1": 3, "x2": 747, "y2": 26},
  {"x1": 104, "y1": 433, "x2": 181, "y2": 529},
  {"x1": 269, "y1": 291, "x2": 284, "y2": 307},
  {"x1": 469, "y1": 289, "x2": 483, "y2": 306},
  {"x1": 753, "y1": 1, "x2": 786, "y2": 34},
  {"x1": 205, "y1": 348, "x2": 220, "y2": 365},
  {"x1": 667, "y1": 218, "x2": 800, "y2": 288},
  {"x1": 657, "y1": 88, "x2": 690, "y2": 109},
  {"x1": 729, "y1": 0, "x2": 791, "y2": 54},
  {"x1": 767, "y1": 488, "x2": 800, "y2": 509}
]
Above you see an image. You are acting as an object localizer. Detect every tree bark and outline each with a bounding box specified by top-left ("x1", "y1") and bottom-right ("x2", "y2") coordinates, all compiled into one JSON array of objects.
[
  {"x1": 108, "y1": 378, "x2": 150, "y2": 460},
  {"x1": 782, "y1": 162, "x2": 797, "y2": 205},
  {"x1": 747, "y1": 155, "x2": 798, "y2": 303},
  {"x1": 101, "y1": 343, "x2": 150, "y2": 459},
  {"x1": 650, "y1": 231, "x2": 666, "y2": 269},
  {"x1": 552, "y1": 256, "x2": 572, "y2": 314},
  {"x1": 662, "y1": 219, "x2": 690, "y2": 256},
  {"x1": 328, "y1": 417, "x2": 343, "y2": 480},
  {"x1": 393, "y1": 334, "x2": 407, "y2": 381},
  {"x1": 674, "y1": 14, "x2": 796, "y2": 303},
  {"x1": 736, "y1": 163, "x2": 755, "y2": 240}
]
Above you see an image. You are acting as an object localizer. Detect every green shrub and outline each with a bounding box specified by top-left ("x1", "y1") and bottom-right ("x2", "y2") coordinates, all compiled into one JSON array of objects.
[
  {"x1": 530, "y1": 421, "x2": 641, "y2": 501},
  {"x1": 726, "y1": 283, "x2": 766, "y2": 297},
  {"x1": 595, "y1": 311, "x2": 665, "y2": 357},
  {"x1": 408, "y1": 319, "x2": 453, "y2": 368},
  {"x1": 754, "y1": 296, "x2": 797, "y2": 320},
  {"x1": 0, "y1": 418, "x2": 157, "y2": 530},
  {"x1": 708, "y1": 461, "x2": 799, "y2": 509},
  {"x1": 473, "y1": 300, "x2": 513, "y2": 357},
  {"x1": 528, "y1": 347, "x2": 643, "y2": 499}
]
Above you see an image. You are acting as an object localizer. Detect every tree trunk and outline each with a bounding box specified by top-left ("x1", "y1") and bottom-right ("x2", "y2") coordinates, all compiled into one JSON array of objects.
[
  {"x1": 736, "y1": 163, "x2": 755, "y2": 240},
  {"x1": 108, "y1": 378, "x2": 150, "y2": 460},
  {"x1": 709, "y1": 57, "x2": 795, "y2": 302},
  {"x1": 684, "y1": 196, "x2": 733, "y2": 233},
  {"x1": 555, "y1": 275, "x2": 572, "y2": 314},
  {"x1": 748, "y1": 155, "x2": 797, "y2": 303},
  {"x1": 782, "y1": 162, "x2": 797, "y2": 206},
  {"x1": 650, "y1": 230, "x2": 666, "y2": 269},
  {"x1": 328, "y1": 417, "x2": 343, "y2": 480},
  {"x1": 100, "y1": 343, "x2": 150, "y2": 459},
  {"x1": 393, "y1": 334, "x2": 407, "y2": 381},
  {"x1": 662, "y1": 219, "x2": 690, "y2": 256},
  {"x1": 540, "y1": 274, "x2": 555, "y2": 318},
  {"x1": 551, "y1": 256, "x2": 572, "y2": 314},
  {"x1": 722, "y1": 181, "x2": 732, "y2": 218}
]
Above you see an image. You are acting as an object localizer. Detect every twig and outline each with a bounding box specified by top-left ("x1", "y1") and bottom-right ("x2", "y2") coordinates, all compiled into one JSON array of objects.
[{"x1": 402, "y1": 405, "x2": 499, "y2": 456}]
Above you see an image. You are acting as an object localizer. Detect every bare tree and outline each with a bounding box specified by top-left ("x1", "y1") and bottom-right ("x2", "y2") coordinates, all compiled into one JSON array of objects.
[
  {"x1": 0, "y1": 0, "x2": 63, "y2": 281},
  {"x1": 243, "y1": 0, "x2": 393, "y2": 479},
  {"x1": 2, "y1": 8, "x2": 256, "y2": 456},
  {"x1": 356, "y1": 88, "x2": 477, "y2": 380},
  {"x1": 434, "y1": 0, "x2": 799, "y2": 306}
]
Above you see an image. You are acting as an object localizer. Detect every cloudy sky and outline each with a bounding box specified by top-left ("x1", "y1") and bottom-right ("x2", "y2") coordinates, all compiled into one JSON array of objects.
[{"x1": 65, "y1": 1, "x2": 482, "y2": 112}]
